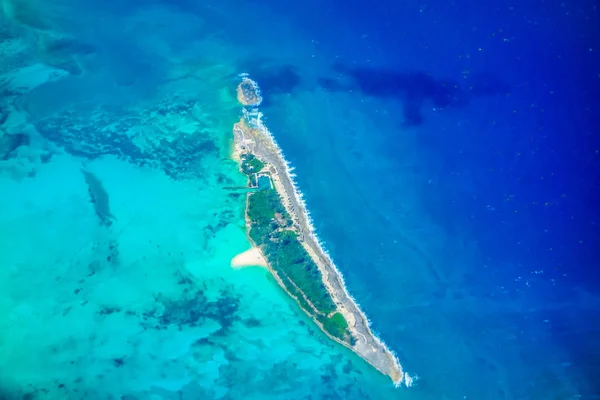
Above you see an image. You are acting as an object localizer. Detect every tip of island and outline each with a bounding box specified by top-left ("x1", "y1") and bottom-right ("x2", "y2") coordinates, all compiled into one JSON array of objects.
[
  {"x1": 231, "y1": 76, "x2": 407, "y2": 387},
  {"x1": 236, "y1": 76, "x2": 263, "y2": 107}
]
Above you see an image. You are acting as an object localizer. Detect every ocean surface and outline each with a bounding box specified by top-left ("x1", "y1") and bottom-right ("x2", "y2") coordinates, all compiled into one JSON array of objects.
[{"x1": 1, "y1": 0, "x2": 599, "y2": 399}]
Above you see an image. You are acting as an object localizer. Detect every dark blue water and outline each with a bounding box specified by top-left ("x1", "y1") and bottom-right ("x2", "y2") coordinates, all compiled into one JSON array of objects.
[{"x1": 241, "y1": 0, "x2": 600, "y2": 397}]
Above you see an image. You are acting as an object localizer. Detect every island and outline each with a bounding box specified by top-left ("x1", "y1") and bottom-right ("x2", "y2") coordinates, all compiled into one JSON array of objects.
[{"x1": 232, "y1": 76, "x2": 405, "y2": 386}]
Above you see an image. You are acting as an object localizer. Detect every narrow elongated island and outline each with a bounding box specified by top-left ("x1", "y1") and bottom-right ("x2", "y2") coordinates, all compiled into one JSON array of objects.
[{"x1": 232, "y1": 76, "x2": 405, "y2": 386}]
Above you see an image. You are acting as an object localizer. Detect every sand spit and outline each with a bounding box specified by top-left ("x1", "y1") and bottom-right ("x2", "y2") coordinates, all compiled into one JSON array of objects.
[{"x1": 231, "y1": 246, "x2": 268, "y2": 268}]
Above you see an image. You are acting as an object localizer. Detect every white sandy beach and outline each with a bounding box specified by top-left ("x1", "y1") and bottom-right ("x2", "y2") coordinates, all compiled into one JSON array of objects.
[{"x1": 231, "y1": 247, "x2": 268, "y2": 268}]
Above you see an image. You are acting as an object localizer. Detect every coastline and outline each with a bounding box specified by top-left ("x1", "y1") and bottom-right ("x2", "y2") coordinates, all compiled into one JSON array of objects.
[
  {"x1": 232, "y1": 77, "x2": 406, "y2": 386},
  {"x1": 231, "y1": 246, "x2": 268, "y2": 268}
]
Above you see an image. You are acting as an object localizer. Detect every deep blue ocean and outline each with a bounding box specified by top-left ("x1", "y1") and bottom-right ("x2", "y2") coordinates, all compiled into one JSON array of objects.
[
  {"x1": 241, "y1": 0, "x2": 600, "y2": 397},
  {"x1": 1, "y1": 0, "x2": 598, "y2": 399}
]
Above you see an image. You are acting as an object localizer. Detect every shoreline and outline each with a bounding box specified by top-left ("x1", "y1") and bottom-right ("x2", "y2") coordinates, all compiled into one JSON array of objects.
[
  {"x1": 233, "y1": 77, "x2": 407, "y2": 386},
  {"x1": 231, "y1": 246, "x2": 268, "y2": 268}
]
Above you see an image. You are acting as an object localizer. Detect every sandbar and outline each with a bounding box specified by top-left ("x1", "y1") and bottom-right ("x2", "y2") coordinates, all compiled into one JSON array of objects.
[{"x1": 231, "y1": 246, "x2": 268, "y2": 268}]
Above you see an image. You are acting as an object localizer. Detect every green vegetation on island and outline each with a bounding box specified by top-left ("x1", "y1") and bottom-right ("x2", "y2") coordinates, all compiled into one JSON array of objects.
[
  {"x1": 242, "y1": 153, "x2": 353, "y2": 344},
  {"x1": 322, "y1": 312, "x2": 350, "y2": 340}
]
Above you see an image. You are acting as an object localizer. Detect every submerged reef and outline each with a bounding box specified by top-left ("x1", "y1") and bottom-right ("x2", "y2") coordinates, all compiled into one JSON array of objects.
[{"x1": 81, "y1": 168, "x2": 115, "y2": 227}]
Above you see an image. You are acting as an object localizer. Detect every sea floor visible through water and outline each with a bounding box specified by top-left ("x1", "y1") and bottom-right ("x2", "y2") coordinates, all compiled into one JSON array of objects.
[
  {"x1": 0, "y1": 2, "x2": 402, "y2": 399},
  {"x1": 1, "y1": 0, "x2": 597, "y2": 399}
]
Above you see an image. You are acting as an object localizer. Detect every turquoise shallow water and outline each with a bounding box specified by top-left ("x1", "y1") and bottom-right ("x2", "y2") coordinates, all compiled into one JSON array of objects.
[
  {"x1": 0, "y1": 1, "x2": 399, "y2": 399},
  {"x1": 1, "y1": 0, "x2": 599, "y2": 399}
]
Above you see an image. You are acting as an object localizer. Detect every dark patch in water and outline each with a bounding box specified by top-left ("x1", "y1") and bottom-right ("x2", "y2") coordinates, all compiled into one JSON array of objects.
[
  {"x1": 113, "y1": 357, "x2": 126, "y2": 367},
  {"x1": 143, "y1": 288, "x2": 240, "y2": 335},
  {"x1": 36, "y1": 101, "x2": 218, "y2": 180},
  {"x1": 81, "y1": 169, "x2": 115, "y2": 227},
  {"x1": 44, "y1": 37, "x2": 97, "y2": 57},
  {"x1": 175, "y1": 271, "x2": 194, "y2": 286},
  {"x1": 243, "y1": 317, "x2": 261, "y2": 328},
  {"x1": 0, "y1": 105, "x2": 8, "y2": 125},
  {"x1": 241, "y1": 59, "x2": 302, "y2": 101},
  {"x1": 0, "y1": 133, "x2": 30, "y2": 160},
  {"x1": 98, "y1": 306, "x2": 121, "y2": 316},
  {"x1": 319, "y1": 63, "x2": 510, "y2": 126}
]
